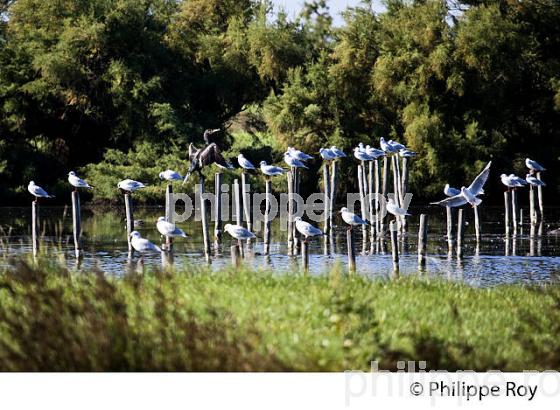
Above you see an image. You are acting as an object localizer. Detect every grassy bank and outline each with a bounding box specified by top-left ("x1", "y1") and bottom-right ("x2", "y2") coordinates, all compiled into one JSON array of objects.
[{"x1": 1, "y1": 259, "x2": 559, "y2": 371}]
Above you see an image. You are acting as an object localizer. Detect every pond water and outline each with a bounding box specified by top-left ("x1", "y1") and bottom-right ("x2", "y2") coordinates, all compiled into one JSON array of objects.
[{"x1": 0, "y1": 205, "x2": 559, "y2": 287}]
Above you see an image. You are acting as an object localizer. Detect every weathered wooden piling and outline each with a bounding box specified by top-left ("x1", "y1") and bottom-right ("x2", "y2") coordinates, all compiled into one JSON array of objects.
[
  {"x1": 473, "y1": 205, "x2": 480, "y2": 242},
  {"x1": 390, "y1": 221, "x2": 399, "y2": 271},
  {"x1": 32, "y1": 201, "x2": 39, "y2": 257},
  {"x1": 323, "y1": 163, "x2": 331, "y2": 235},
  {"x1": 417, "y1": 214, "x2": 427, "y2": 269},
  {"x1": 367, "y1": 161, "x2": 375, "y2": 242},
  {"x1": 529, "y1": 185, "x2": 537, "y2": 225},
  {"x1": 124, "y1": 193, "x2": 134, "y2": 252},
  {"x1": 457, "y1": 208, "x2": 465, "y2": 259},
  {"x1": 446, "y1": 206, "x2": 455, "y2": 254},
  {"x1": 241, "y1": 171, "x2": 252, "y2": 235},
  {"x1": 301, "y1": 239, "x2": 309, "y2": 272},
  {"x1": 400, "y1": 156, "x2": 409, "y2": 230},
  {"x1": 374, "y1": 159, "x2": 381, "y2": 236},
  {"x1": 330, "y1": 160, "x2": 338, "y2": 228},
  {"x1": 537, "y1": 171, "x2": 544, "y2": 220},
  {"x1": 231, "y1": 244, "x2": 241, "y2": 267},
  {"x1": 504, "y1": 191, "x2": 511, "y2": 237},
  {"x1": 71, "y1": 191, "x2": 82, "y2": 257},
  {"x1": 233, "y1": 178, "x2": 242, "y2": 225},
  {"x1": 511, "y1": 189, "x2": 518, "y2": 235},
  {"x1": 287, "y1": 171, "x2": 294, "y2": 254},
  {"x1": 199, "y1": 176, "x2": 211, "y2": 258},
  {"x1": 264, "y1": 179, "x2": 272, "y2": 255},
  {"x1": 214, "y1": 173, "x2": 223, "y2": 243},
  {"x1": 381, "y1": 156, "x2": 389, "y2": 197},
  {"x1": 164, "y1": 184, "x2": 174, "y2": 250},
  {"x1": 357, "y1": 165, "x2": 368, "y2": 251},
  {"x1": 347, "y1": 229, "x2": 356, "y2": 273}
]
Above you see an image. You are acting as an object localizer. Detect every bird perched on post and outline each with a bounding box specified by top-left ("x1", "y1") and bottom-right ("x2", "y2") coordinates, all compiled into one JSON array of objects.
[
  {"x1": 500, "y1": 174, "x2": 527, "y2": 191},
  {"x1": 237, "y1": 153, "x2": 257, "y2": 171},
  {"x1": 159, "y1": 170, "x2": 183, "y2": 182},
  {"x1": 156, "y1": 217, "x2": 189, "y2": 238},
  {"x1": 294, "y1": 217, "x2": 324, "y2": 242},
  {"x1": 525, "y1": 174, "x2": 546, "y2": 187},
  {"x1": 68, "y1": 171, "x2": 93, "y2": 191},
  {"x1": 286, "y1": 147, "x2": 313, "y2": 162},
  {"x1": 380, "y1": 137, "x2": 398, "y2": 154},
  {"x1": 284, "y1": 152, "x2": 308, "y2": 169},
  {"x1": 339, "y1": 207, "x2": 369, "y2": 230},
  {"x1": 28, "y1": 181, "x2": 55, "y2": 202},
  {"x1": 182, "y1": 143, "x2": 234, "y2": 184},
  {"x1": 387, "y1": 197, "x2": 411, "y2": 217},
  {"x1": 259, "y1": 161, "x2": 285, "y2": 179},
  {"x1": 525, "y1": 158, "x2": 545, "y2": 173},
  {"x1": 118, "y1": 179, "x2": 146, "y2": 194},
  {"x1": 330, "y1": 146, "x2": 346, "y2": 158},
  {"x1": 319, "y1": 147, "x2": 337, "y2": 161},
  {"x1": 203, "y1": 128, "x2": 221, "y2": 145},
  {"x1": 353, "y1": 147, "x2": 373, "y2": 162},
  {"x1": 431, "y1": 161, "x2": 492, "y2": 207},
  {"x1": 129, "y1": 231, "x2": 162, "y2": 255}
]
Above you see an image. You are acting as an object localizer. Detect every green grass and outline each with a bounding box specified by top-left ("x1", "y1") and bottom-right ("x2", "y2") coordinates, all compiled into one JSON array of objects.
[{"x1": 1, "y1": 259, "x2": 560, "y2": 371}]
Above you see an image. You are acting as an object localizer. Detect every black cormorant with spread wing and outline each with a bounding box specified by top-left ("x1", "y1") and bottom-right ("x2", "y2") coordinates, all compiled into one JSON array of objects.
[{"x1": 182, "y1": 143, "x2": 234, "y2": 185}]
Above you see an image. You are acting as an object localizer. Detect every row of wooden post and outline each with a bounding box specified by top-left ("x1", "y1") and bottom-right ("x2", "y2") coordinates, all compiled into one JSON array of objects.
[{"x1": 504, "y1": 181, "x2": 544, "y2": 237}]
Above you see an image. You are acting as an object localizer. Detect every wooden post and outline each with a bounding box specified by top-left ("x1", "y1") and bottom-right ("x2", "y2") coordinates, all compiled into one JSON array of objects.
[
  {"x1": 301, "y1": 239, "x2": 309, "y2": 272},
  {"x1": 293, "y1": 168, "x2": 300, "y2": 251},
  {"x1": 233, "y1": 178, "x2": 242, "y2": 225},
  {"x1": 71, "y1": 191, "x2": 82, "y2": 258},
  {"x1": 400, "y1": 157, "x2": 409, "y2": 230},
  {"x1": 357, "y1": 165, "x2": 368, "y2": 251},
  {"x1": 347, "y1": 229, "x2": 356, "y2": 273},
  {"x1": 391, "y1": 156, "x2": 399, "y2": 207},
  {"x1": 367, "y1": 161, "x2": 375, "y2": 242},
  {"x1": 504, "y1": 191, "x2": 511, "y2": 237},
  {"x1": 417, "y1": 214, "x2": 427, "y2": 269},
  {"x1": 473, "y1": 205, "x2": 480, "y2": 242},
  {"x1": 446, "y1": 206, "x2": 455, "y2": 255},
  {"x1": 537, "y1": 171, "x2": 544, "y2": 221},
  {"x1": 214, "y1": 173, "x2": 223, "y2": 242},
  {"x1": 529, "y1": 185, "x2": 537, "y2": 225},
  {"x1": 381, "y1": 156, "x2": 389, "y2": 197},
  {"x1": 511, "y1": 189, "x2": 518, "y2": 236},
  {"x1": 124, "y1": 193, "x2": 134, "y2": 252},
  {"x1": 164, "y1": 184, "x2": 174, "y2": 250},
  {"x1": 264, "y1": 179, "x2": 272, "y2": 255},
  {"x1": 231, "y1": 244, "x2": 241, "y2": 267},
  {"x1": 323, "y1": 163, "x2": 331, "y2": 235},
  {"x1": 390, "y1": 221, "x2": 399, "y2": 271},
  {"x1": 330, "y1": 160, "x2": 338, "y2": 229},
  {"x1": 457, "y1": 209, "x2": 465, "y2": 259},
  {"x1": 287, "y1": 171, "x2": 294, "y2": 254},
  {"x1": 199, "y1": 176, "x2": 211, "y2": 258},
  {"x1": 374, "y1": 159, "x2": 380, "y2": 237},
  {"x1": 32, "y1": 201, "x2": 39, "y2": 257},
  {"x1": 241, "y1": 172, "x2": 252, "y2": 234}
]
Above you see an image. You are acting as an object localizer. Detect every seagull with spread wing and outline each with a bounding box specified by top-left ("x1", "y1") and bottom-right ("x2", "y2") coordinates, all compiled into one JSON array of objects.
[{"x1": 431, "y1": 161, "x2": 492, "y2": 208}]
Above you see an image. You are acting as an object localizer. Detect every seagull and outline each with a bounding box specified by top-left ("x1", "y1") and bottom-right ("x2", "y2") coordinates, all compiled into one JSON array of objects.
[
  {"x1": 237, "y1": 153, "x2": 256, "y2": 171},
  {"x1": 330, "y1": 146, "x2": 346, "y2": 158},
  {"x1": 353, "y1": 147, "x2": 373, "y2": 162},
  {"x1": 399, "y1": 149, "x2": 416, "y2": 158},
  {"x1": 525, "y1": 158, "x2": 545, "y2": 172},
  {"x1": 365, "y1": 145, "x2": 385, "y2": 159},
  {"x1": 339, "y1": 207, "x2": 369, "y2": 230},
  {"x1": 387, "y1": 197, "x2": 411, "y2": 217},
  {"x1": 500, "y1": 174, "x2": 527, "y2": 190},
  {"x1": 183, "y1": 143, "x2": 234, "y2": 184},
  {"x1": 118, "y1": 179, "x2": 146, "y2": 194},
  {"x1": 156, "y1": 217, "x2": 188, "y2": 238},
  {"x1": 130, "y1": 231, "x2": 162, "y2": 254},
  {"x1": 28, "y1": 181, "x2": 55, "y2": 202},
  {"x1": 224, "y1": 224, "x2": 256, "y2": 241},
  {"x1": 202, "y1": 128, "x2": 221, "y2": 145},
  {"x1": 444, "y1": 184, "x2": 461, "y2": 197},
  {"x1": 260, "y1": 161, "x2": 285, "y2": 177},
  {"x1": 68, "y1": 171, "x2": 93, "y2": 190},
  {"x1": 294, "y1": 217, "x2": 324, "y2": 241},
  {"x1": 432, "y1": 161, "x2": 492, "y2": 207},
  {"x1": 284, "y1": 152, "x2": 309, "y2": 169},
  {"x1": 159, "y1": 169, "x2": 183, "y2": 181},
  {"x1": 319, "y1": 147, "x2": 337, "y2": 161},
  {"x1": 388, "y1": 140, "x2": 406, "y2": 152},
  {"x1": 526, "y1": 174, "x2": 546, "y2": 187},
  {"x1": 287, "y1": 147, "x2": 313, "y2": 161},
  {"x1": 380, "y1": 137, "x2": 398, "y2": 154}
]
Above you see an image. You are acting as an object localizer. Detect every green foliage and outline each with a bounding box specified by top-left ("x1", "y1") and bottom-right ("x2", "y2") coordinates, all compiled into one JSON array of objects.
[{"x1": 2, "y1": 259, "x2": 560, "y2": 371}]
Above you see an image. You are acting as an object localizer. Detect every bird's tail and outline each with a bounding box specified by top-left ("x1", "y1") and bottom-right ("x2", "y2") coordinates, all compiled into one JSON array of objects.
[
  {"x1": 154, "y1": 244, "x2": 162, "y2": 252},
  {"x1": 473, "y1": 198, "x2": 482, "y2": 206},
  {"x1": 182, "y1": 172, "x2": 191, "y2": 186},
  {"x1": 48, "y1": 194, "x2": 55, "y2": 198}
]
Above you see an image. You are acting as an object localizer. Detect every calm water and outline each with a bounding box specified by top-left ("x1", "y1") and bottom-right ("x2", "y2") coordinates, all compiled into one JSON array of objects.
[{"x1": 1, "y1": 205, "x2": 559, "y2": 286}]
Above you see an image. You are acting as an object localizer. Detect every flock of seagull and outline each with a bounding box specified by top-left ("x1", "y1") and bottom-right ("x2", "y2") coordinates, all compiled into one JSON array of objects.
[{"x1": 24, "y1": 128, "x2": 547, "y2": 258}]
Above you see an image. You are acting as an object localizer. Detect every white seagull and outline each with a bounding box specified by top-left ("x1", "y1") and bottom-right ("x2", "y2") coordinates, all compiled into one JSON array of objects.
[
  {"x1": 224, "y1": 224, "x2": 256, "y2": 240},
  {"x1": 526, "y1": 174, "x2": 546, "y2": 187},
  {"x1": 365, "y1": 145, "x2": 385, "y2": 159},
  {"x1": 399, "y1": 149, "x2": 416, "y2": 158},
  {"x1": 340, "y1": 207, "x2": 369, "y2": 230},
  {"x1": 28, "y1": 181, "x2": 55, "y2": 202},
  {"x1": 432, "y1": 161, "x2": 492, "y2": 207},
  {"x1": 68, "y1": 171, "x2": 93, "y2": 190},
  {"x1": 525, "y1": 158, "x2": 545, "y2": 172},
  {"x1": 319, "y1": 147, "x2": 337, "y2": 161},
  {"x1": 353, "y1": 147, "x2": 373, "y2": 162},
  {"x1": 259, "y1": 161, "x2": 285, "y2": 177},
  {"x1": 387, "y1": 197, "x2": 411, "y2": 217},
  {"x1": 330, "y1": 146, "x2": 346, "y2": 158},
  {"x1": 159, "y1": 169, "x2": 183, "y2": 181},
  {"x1": 388, "y1": 140, "x2": 406, "y2": 152},
  {"x1": 284, "y1": 152, "x2": 309, "y2": 169},
  {"x1": 130, "y1": 231, "x2": 162, "y2": 253},
  {"x1": 294, "y1": 217, "x2": 324, "y2": 241},
  {"x1": 118, "y1": 179, "x2": 147, "y2": 194},
  {"x1": 500, "y1": 174, "x2": 527, "y2": 190},
  {"x1": 237, "y1": 153, "x2": 256, "y2": 171},
  {"x1": 380, "y1": 137, "x2": 398, "y2": 154},
  {"x1": 287, "y1": 147, "x2": 313, "y2": 161},
  {"x1": 156, "y1": 217, "x2": 188, "y2": 238}
]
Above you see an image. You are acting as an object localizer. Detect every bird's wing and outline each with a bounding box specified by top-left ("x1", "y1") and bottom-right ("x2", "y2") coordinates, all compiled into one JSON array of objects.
[
  {"x1": 200, "y1": 143, "x2": 231, "y2": 168},
  {"x1": 467, "y1": 161, "x2": 492, "y2": 196},
  {"x1": 430, "y1": 194, "x2": 468, "y2": 207},
  {"x1": 34, "y1": 186, "x2": 49, "y2": 196},
  {"x1": 232, "y1": 226, "x2": 252, "y2": 238}
]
